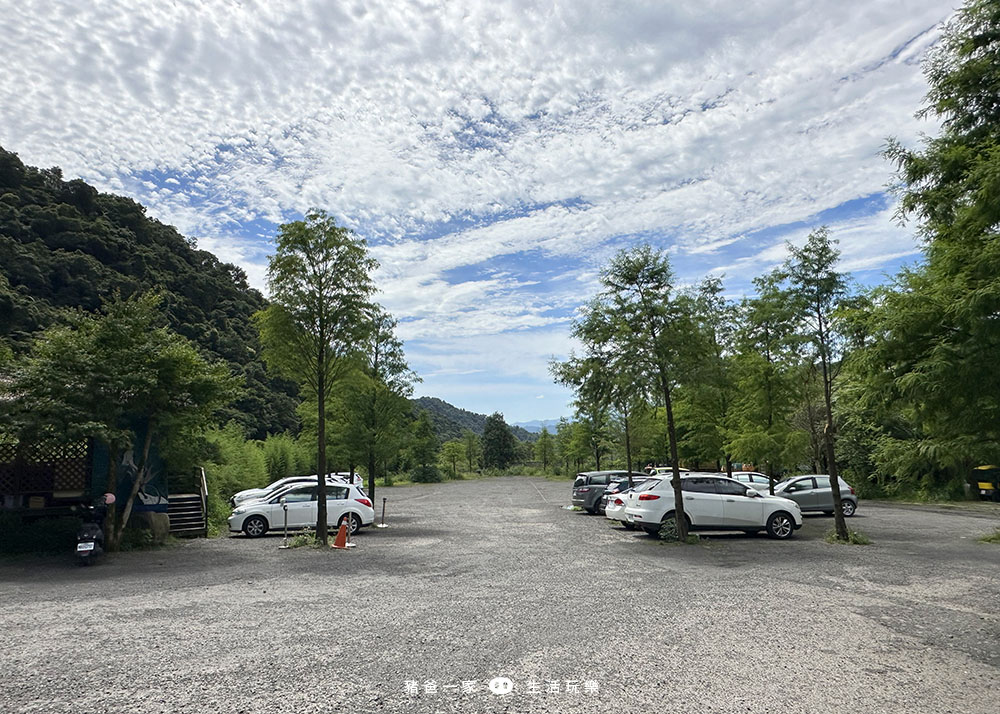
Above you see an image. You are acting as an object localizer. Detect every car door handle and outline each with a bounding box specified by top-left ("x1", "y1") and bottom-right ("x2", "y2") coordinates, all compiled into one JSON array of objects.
[
  {"x1": 684, "y1": 496, "x2": 694, "y2": 500},
  {"x1": 725, "y1": 499, "x2": 736, "y2": 502}
]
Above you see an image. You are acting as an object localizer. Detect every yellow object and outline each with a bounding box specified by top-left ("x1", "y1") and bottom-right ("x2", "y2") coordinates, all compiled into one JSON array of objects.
[
  {"x1": 977, "y1": 482, "x2": 995, "y2": 491},
  {"x1": 27, "y1": 496, "x2": 45, "y2": 509}
]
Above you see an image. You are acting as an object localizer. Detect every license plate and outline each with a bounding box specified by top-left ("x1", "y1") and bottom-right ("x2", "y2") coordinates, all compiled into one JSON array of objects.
[{"x1": 77, "y1": 542, "x2": 95, "y2": 552}]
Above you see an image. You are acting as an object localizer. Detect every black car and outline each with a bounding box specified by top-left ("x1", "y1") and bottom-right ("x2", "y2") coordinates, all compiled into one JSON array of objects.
[{"x1": 572, "y1": 471, "x2": 648, "y2": 514}]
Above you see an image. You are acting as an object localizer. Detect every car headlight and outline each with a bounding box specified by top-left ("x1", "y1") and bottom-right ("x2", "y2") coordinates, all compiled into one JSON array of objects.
[{"x1": 232, "y1": 507, "x2": 247, "y2": 516}]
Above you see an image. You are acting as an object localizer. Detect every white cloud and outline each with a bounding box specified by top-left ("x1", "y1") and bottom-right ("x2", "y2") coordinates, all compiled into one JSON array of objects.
[{"x1": 0, "y1": 0, "x2": 953, "y2": 417}]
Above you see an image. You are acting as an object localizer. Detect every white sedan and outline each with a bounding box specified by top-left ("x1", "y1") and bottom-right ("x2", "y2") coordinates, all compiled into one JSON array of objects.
[
  {"x1": 624, "y1": 473, "x2": 803, "y2": 539},
  {"x1": 228, "y1": 482, "x2": 375, "y2": 537},
  {"x1": 605, "y1": 479, "x2": 660, "y2": 529}
]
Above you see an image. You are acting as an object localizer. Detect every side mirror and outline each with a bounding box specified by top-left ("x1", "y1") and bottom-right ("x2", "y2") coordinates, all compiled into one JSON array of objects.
[
  {"x1": 746, "y1": 489, "x2": 760, "y2": 498},
  {"x1": 280, "y1": 497, "x2": 287, "y2": 508}
]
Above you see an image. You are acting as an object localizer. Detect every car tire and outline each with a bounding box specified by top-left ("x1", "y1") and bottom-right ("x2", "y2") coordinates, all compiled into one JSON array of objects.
[
  {"x1": 243, "y1": 515, "x2": 268, "y2": 538},
  {"x1": 842, "y1": 500, "x2": 857, "y2": 517},
  {"x1": 339, "y1": 512, "x2": 362, "y2": 535},
  {"x1": 765, "y1": 511, "x2": 795, "y2": 540}
]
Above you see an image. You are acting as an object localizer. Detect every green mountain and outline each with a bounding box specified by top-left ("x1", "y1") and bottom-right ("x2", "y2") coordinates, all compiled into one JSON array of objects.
[
  {"x1": 411, "y1": 396, "x2": 538, "y2": 443},
  {"x1": 0, "y1": 146, "x2": 298, "y2": 438}
]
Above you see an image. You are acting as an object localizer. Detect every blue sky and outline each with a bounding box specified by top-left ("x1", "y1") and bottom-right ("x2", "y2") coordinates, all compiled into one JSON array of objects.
[{"x1": 0, "y1": 0, "x2": 952, "y2": 424}]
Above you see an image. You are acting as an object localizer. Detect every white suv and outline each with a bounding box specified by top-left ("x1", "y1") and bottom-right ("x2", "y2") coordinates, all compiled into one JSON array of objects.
[{"x1": 624, "y1": 473, "x2": 803, "y2": 539}]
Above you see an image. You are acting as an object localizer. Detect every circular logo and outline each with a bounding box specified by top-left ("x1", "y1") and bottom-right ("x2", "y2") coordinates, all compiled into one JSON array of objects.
[{"x1": 488, "y1": 677, "x2": 514, "y2": 696}]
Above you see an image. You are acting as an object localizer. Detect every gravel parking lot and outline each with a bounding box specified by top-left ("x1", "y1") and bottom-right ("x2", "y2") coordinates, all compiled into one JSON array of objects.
[{"x1": 2, "y1": 476, "x2": 999, "y2": 714}]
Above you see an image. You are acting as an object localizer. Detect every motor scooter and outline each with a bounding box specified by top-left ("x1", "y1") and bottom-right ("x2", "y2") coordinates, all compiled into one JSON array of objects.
[{"x1": 74, "y1": 493, "x2": 115, "y2": 565}]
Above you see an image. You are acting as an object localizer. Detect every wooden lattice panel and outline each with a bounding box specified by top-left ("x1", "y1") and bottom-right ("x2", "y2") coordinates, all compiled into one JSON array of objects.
[
  {"x1": 0, "y1": 440, "x2": 91, "y2": 495},
  {"x1": 0, "y1": 443, "x2": 16, "y2": 493}
]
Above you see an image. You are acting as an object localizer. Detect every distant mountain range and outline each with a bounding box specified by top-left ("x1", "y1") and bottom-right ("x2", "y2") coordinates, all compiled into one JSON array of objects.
[
  {"x1": 511, "y1": 419, "x2": 563, "y2": 433},
  {"x1": 410, "y1": 397, "x2": 540, "y2": 443}
]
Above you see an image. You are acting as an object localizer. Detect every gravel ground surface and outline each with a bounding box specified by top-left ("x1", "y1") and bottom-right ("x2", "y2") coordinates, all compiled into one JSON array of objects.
[{"x1": 2, "y1": 475, "x2": 999, "y2": 714}]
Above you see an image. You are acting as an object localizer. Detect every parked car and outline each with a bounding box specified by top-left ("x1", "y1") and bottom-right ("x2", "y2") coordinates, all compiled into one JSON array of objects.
[
  {"x1": 596, "y1": 475, "x2": 650, "y2": 514},
  {"x1": 572, "y1": 471, "x2": 647, "y2": 514},
  {"x1": 605, "y1": 479, "x2": 656, "y2": 529},
  {"x1": 623, "y1": 473, "x2": 803, "y2": 539},
  {"x1": 230, "y1": 473, "x2": 360, "y2": 507},
  {"x1": 729, "y1": 471, "x2": 773, "y2": 491},
  {"x1": 772, "y1": 475, "x2": 858, "y2": 516},
  {"x1": 228, "y1": 482, "x2": 375, "y2": 537},
  {"x1": 650, "y1": 466, "x2": 690, "y2": 477}
]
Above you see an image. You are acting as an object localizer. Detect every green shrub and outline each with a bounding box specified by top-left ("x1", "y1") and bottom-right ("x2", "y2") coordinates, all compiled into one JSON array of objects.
[
  {"x1": 0, "y1": 513, "x2": 81, "y2": 554},
  {"x1": 658, "y1": 516, "x2": 699, "y2": 544},
  {"x1": 117, "y1": 527, "x2": 156, "y2": 551},
  {"x1": 203, "y1": 422, "x2": 268, "y2": 534},
  {"x1": 411, "y1": 465, "x2": 442, "y2": 483}
]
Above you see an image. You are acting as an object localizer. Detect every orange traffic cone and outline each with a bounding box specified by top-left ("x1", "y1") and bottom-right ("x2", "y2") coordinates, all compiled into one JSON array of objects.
[
  {"x1": 331, "y1": 521, "x2": 349, "y2": 549},
  {"x1": 330, "y1": 518, "x2": 354, "y2": 550}
]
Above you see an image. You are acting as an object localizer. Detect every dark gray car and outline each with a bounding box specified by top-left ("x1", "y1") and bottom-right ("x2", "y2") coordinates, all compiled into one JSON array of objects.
[
  {"x1": 773, "y1": 474, "x2": 858, "y2": 516},
  {"x1": 571, "y1": 471, "x2": 646, "y2": 513}
]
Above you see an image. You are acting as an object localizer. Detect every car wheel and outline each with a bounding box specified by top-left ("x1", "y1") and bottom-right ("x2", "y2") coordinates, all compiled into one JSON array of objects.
[
  {"x1": 243, "y1": 515, "x2": 268, "y2": 538},
  {"x1": 766, "y1": 511, "x2": 795, "y2": 540},
  {"x1": 339, "y1": 512, "x2": 362, "y2": 535},
  {"x1": 842, "y1": 500, "x2": 857, "y2": 517}
]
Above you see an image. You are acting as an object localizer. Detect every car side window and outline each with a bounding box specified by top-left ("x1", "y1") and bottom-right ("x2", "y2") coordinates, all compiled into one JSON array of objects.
[
  {"x1": 787, "y1": 478, "x2": 816, "y2": 492},
  {"x1": 681, "y1": 478, "x2": 717, "y2": 493},
  {"x1": 282, "y1": 487, "x2": 315, "y2": 503},
  {"x1": 714, "y1": 479, "x2": 747, "y2": 496},
  {"x1": 327, "y1": 486, "x2": 349, "y2": 500},
  {"x1": 813, "y1": 476, "x2": 831, "y2": 488}
]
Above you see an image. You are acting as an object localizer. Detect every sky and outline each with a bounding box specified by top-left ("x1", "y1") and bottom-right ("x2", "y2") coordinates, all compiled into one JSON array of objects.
[{"x1": 0, "y1": 0, "x2": 954, "y2": 424}]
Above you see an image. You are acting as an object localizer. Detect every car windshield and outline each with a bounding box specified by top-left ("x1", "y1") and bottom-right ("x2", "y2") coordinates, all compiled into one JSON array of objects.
[{"x1": 635, "y1": 479, "x2": 660, "y2": 492}]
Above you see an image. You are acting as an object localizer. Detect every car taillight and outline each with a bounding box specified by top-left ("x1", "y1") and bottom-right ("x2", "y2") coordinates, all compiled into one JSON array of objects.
[
  {"x1": 614, "y1": 498, "x2": 624, "y2": 506},
  {"x1": 355, "y1": 498, "x2": 372, "y2": 507},
  {"x1": 849, "y1": 487, "x2": 855, "y2": 495},
  {"x1": 578, "y1": 487, "x2": 590, "y2": 492},
  {"x1": 638, "y1": 493, "x2": 660, "y2": 501}
]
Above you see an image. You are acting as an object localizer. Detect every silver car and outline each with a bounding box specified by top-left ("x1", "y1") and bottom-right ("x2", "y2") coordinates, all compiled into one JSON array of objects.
[{"x1": 772, "y1": 474, "x2": 858, "y2": 517}]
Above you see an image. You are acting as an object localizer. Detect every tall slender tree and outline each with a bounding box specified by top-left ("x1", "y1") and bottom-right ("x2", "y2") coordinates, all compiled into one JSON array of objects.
[
  {"x1": 589, "y1": 245, "x2": 697, "y2": 538},
  {"x1": 255, "y1": 210, "x2": 376, "y2": 544},
  {"x1": 781, "y1": 227, "x2": 851, "y2": 539},
  {"x1": 349, "y1": 306, "x2": 417, "y2": 501}
]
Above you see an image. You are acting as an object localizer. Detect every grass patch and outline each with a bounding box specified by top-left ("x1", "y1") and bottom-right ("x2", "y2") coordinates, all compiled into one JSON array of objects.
[
  {"x1": 286, "y1": 529, "x2": 322, "y2": 548},
  {"x1": 825, "y1": 529, "x2": 872, "y2": 545},
  {"x1": 978, "y1": 528, "x2": 1000, "y2": 544}
]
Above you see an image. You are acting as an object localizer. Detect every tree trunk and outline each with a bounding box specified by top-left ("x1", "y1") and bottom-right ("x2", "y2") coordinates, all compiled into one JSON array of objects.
[
  {"x1": 367, "y1": 447, "x2": 377, "y2": 502},
  {"x1": 111, "y1": 422, "x2": 155, "y2": 551},
  {"x1": 662, "y1": 372, "x2": 688, "y2": 540},
  {"x1": 820, "y1": 353, "x2": 848, "y2": 540},
  {"x1": 624, "y1": 414, "x2": 633, "y2": 488},
  {"x1": 317, "y1": 348, "x2": 329, "y2": 544}
]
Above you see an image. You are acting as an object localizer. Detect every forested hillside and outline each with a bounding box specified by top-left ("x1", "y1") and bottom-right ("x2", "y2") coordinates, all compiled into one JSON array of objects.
[
  {"x1": 0, "y1": 147, "x2": 297, "y2": 438},
  {"x1": 411, "y1": 396, "x2": 537, "y2": 442}
]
